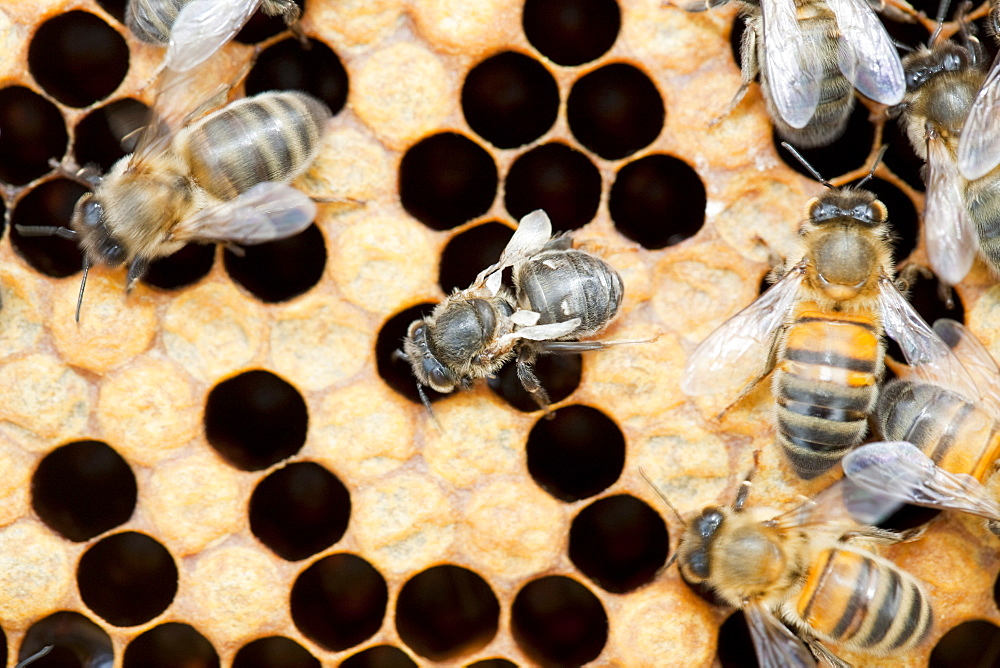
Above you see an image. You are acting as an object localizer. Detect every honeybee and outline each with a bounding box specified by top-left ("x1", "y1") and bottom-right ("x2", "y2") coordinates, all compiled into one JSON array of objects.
[
  {"x1": 685, "y1": 0, "x2": 905, "y2": 147},
  {"x1": 396, "y1": 209, "x2": 627, "y2": 411},
  {"x1": 658, "y1": 457, "x2": 933, "y2": 667},
  {"x1": 892, "y1": 15, "x2": 1000, "y2": 285},
  {"x1": 682, "y1": 147, "x2": 977, "y2": 478}
]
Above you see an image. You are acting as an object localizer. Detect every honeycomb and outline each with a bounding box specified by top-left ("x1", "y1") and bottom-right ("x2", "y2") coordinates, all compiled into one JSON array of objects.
[{"x1": 0, "y1": 0, "x2": 999, "y2": 666}]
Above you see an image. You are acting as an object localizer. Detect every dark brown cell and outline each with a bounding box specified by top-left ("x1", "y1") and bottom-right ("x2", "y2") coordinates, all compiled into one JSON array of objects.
[
  {"x1": 236, "y1": 0, "x2": 306, "y2": 44},
  {"x1": 504, "y1": 142, "x2": 600, "y2": 232},
  {"x1": 72, "y1": 98, "x2": 149, "y2": 173},
  {"x1": 0, "y1": 87, "x2": 68, "y2": 186},
  {"x1": 340, "y1": 645, "x2": 418, "y2": 668},
  {"x1": 717, "y1": 611, "x2": 758, "y2": 668},
  {"x1": 773, "y1": 104, "x2": 873, "y2": 180},
  {"x1": 124, "y1": 623, "x2": 219, "y2": 668},
  {"x1": 929, "y1": 620, "x2": 1000, "y2": 667},
  {"x1": 438, "y1": 222, "x2": 513, "y2": 293},
  {"x1": 223, "y1": 223, "x2": 326, "y2": 302},
  {"x1": 523, "y1": 0, "x2": 621, "y2": 66},
  {"x1": 511, "y1": 575, "x2": 607, "y2": 666},
  {"x1": 376, "y1": 303, "x2": 449, "y2": 405},
  {"x1": 19, "y1": 611, "x2": 114, "y2": 668},
  {"x1": 142, "y1": 243, "x2": 216, "y2": 291},
  {"x1": 245, "y1": 36, "x2": 348, "y2": 113},
  {"x1": 10, "y1": 179, "x2": 86, "y2": 278},
  {"x1": 233, "y1": 636, "x2": 319, "y2": 668}
]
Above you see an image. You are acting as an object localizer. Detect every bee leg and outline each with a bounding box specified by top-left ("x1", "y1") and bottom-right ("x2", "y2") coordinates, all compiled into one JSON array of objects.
[
  {"x1": 516, "y1": 347, "x2": 553, "y2": 414},
  {"x1": 733, "y1": 450, "x2": 761, "y2": 511},
  {"x1": 125, "y1": 259, "x2": 149, "y2": 292},
  {"x1": 804, "y1": 637, "x2": 850, "y2": 668},
  {"x1": 710, "y1": 18, "x2": 756, "y2": 127}
]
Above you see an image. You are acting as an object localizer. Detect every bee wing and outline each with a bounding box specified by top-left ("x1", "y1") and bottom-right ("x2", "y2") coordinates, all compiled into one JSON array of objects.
[
  {"x1": 923, "y1": 136, "x2": 977, "y2": 286},
  {"x1": 767, "y1": 473, "x2": 905, "y2": 531},
  {"x1": 760, "y1": 0, "x2": 822, "y2": 128},
  {"x1": 932, "y1": 319, "x2": 1000, "y2": 410},
  {"x1": 826, "y1": 0, "x2": 905, "y2": 105},
  {"x1": 844, "y1": 441, "x2": 1000, "y2": 521},
  {"x1": 745, "y1": 604, "x2": 817, "y2": 668},
  {"x1": 475, "y1": 209, "x2": 553, "y2": 295},
  {"x1": 173, "y1": 182, "x2": 317, "y2": 244},
  {"x1": 957, "y1": 50, "x2": 1000, "y2": 181},
  {"x1": 164, "y1": 0, "x2": 261, "y2": 73},
  {"x1": 681, "y1": 265, "x2": 803, "y2": 396},
  {"x1": 500, "y1": 318, "x2": 582, "y2": 345},
  {"x1": 877, "y1": 279, "x2": 981, "y2": 402}
]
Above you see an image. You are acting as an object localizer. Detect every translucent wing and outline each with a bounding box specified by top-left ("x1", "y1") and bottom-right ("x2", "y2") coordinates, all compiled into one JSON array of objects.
[
  {"x1": 760, "y1": 0, "x2": 823, "y2": 128},
  {"x1": 766, "y1": 473, "x2": 904, "y2": 531},
  {"x1": 164, "y1": 0, "x2": 261, "y2": 73},
  {"x1": 498, "y1": 319, "x2": 582, "y2": 347},
  {"x1": 745, "y1": 605, "x2": 816, "y2": 668},
  {"x1": 173, "y1": 182, "x2": 316, "y2": 244},
  {"x1": 877, "y1": 278, "x2": 980, "y2": 401},
  {"x1": 827, "y1": 0, "x2": 905, "y2": 104},
  {"x1": 958, "y1": 50, "x2": 1000, "y2": 181},
  {"x1": 932, "y1": 319, "x2": 1000, "y2": 411},
  {"x1": 681, "y1": 264, "x2": 804, "y2": 397},
  {"x1": 844, "y1": 441, "x2": 1000, "y2": 520},
  {"x1": 476, "y1": 209, "x2": 553, "y2": 296},
  {"x1": 923, "y1": 136, "x2": 978, "y2": 286}
]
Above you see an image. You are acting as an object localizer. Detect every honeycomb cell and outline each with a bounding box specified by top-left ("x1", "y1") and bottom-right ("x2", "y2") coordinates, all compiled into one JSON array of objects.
[
  {"x1": 223, "y1": 223, "x2": 326, "y2": 303},
  {"x1": 488, "y1": 353, "x2": 582, "y2": 412},
  {"x1": 399, "y1": 132, "x2": 498, "y2": 230},
  {"x1": 773, "y1": 103, "x2": 873, "y2": 178},
  {"x1": 236, "y1": 0, "x2": 306, "y2": 44},
  {"x1": 716, "y1": 611, "x2": 756, "y2": 668},
  {"x1": 438, "y1": 221, "x2": 512, "y2": 293},
  {"x1": 28, "y1": 11, "x2": 129, "y2": 108},
  {"x1": 142, "y1": 243, "x2": 216, "y2": 291},
  {"x1": 461, "y1": 51, "x2": 559, "y2": 149},
  {"x1": 77, "y1": 531, "x2": 178, "y2": 627},
  {"x1": 857, "y1": 177, "x2": 918, "y2": 265},
  {"x1": 567, "y1": 63, "x2": 665, "y2": 160},
  {"x1": 204, "y1": 370, "x2": 308, "y2": 471},
  {"x1": 511, "y1": 575, "x2": 608, "y2": 666},
  {"x1": 31, "y1": 439, "x2": 137, "y2": 543},
  {"x1": 526, "y1": 404, "x2": 625, "y2": 501},
  {"x1": 929, "y1": 620, "x2": 1000, "y2": 667},
  {"x1": 466, "y1": 660, "x2": 517, "y2": 668},
  {"x1": 94, "y1": 0, "x2": 126, "y2": 22},
  {"x1": 249, "y1": 461, "x2": 351, "y2": 561},
  {"x1": 291, "y1": 553, "x2": 388, "y2": 651},
  {"x1": 72, "y1": 98, "x2": 148, "y2": 173},
  {"x1": 20, "y1": 611, "x2": 113, "y2": 668},
  {"x1": 522, "y1": 0, "x2": 620, "y2": 66},
  {"x1": 609, "y1": 153, "x2": 706, "y2": 249},
  {"x1": 244, "y1": 36, "x2": 348, "y2": 113},
  {"x1": 375, "y1": 303, "x2": 448, "y2": 405},
  {"x1": 123, "y1": 623, "x2": 219, "y2": 668},
  {"x1": 875, "y1": 503, "x2": 940, "y2": 533},
  {"x1": 568, "y1": 494, "x2": 669, "y2": 594},
  {"x1": 0, "y1": 86, "x2": 67, "y2": 186},
  {"x1": 9, "y1": 179, "x2": 85, "y2": 278},
  {"x1": 396, "y1": 565, "x2": 499, "y2": 661},
  {"x1": 233, "y1": 636, "x2": 319, "y2": 668},
  {"x1": 340, "y1": 645, "x2": 417, "y2": 668},
  {"x1": 504, "y1": 142, "x2": 601, "y2": 232}
]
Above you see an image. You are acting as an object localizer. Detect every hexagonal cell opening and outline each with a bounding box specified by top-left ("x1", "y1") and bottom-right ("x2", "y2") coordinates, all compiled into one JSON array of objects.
[
  {"x1": 522, "y1": 0, "x2": 621, "y2": 66},
  {"x1": 504, "y1": 142, "x2": 601, "y2": 232},
  {"x1": 376, "y1": 302, "x2": 455, "y2": 405},
  {"x1": 123, "y1": 623, "x2": 219, "y2": 668},
  {"x1": 236, "y1": 0, "x2": 307, "y2": 44},
  {"x1": 929, "y1": 619, "x2": 1000, "y2": 667},
  {"x1": 223, "y1": 223, "x2": 327, "y2": 303},
  {"x1": 0, "y1": 87, "x2": 68, "y2": 187},
  {"x1": 438, "y1": 221, "x2": 513, "y2": 293},
  {"x1": 488, "y1": 353, "x2": 582, "y2": 412},
  {"x1": 466, "y1": 660, "x2": 518, "y2": 668},
  {"x1": 72, "y1": 98, "x2": 149, "y2": 174},
  {"x1": 232, "y1": 636, "x2": 319, "y2": 668},
  {"x1": 10, "y1": 179, "x2": 86, "y2": 278},
  {"x1": 245, "y1": 36, "x2": 348, "y2": 113},
  {"x1": 20, "y1": 611, "x2": 113, "y2": 668},
  {"x1": 142, "y1": 243, "x2": 216, "y2": 291},
  {"x1": 339, "y1": 645, "x2": 417, "y2": 668},
  {"x1": 716, "y1": 610, "x2": 757, "y2": 668},
  {"x1": 511, "y1": 575, "x2": 607, "y2": 666},
  {"x1": 773, "y1": 103, "x2": 873, "y2": 175}
]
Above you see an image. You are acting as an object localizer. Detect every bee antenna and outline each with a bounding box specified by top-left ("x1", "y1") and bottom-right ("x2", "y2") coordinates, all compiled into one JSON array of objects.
[
  {"x1": 856, "y1": 145, "x2": 889, "y2": 189},
  {"x1": 779, "y1": 142, "x2": 833, "y2": 189},
  {"x1": 638, "y1": 466, "x2": 687, "y2": 527},
  {"x1": 892, "y1": 39, "x2": 914, "y2": 53},
  {"x1": 75, "y1": 258, "x2": 89, "y2": 323},
  {"x1": 930, "y1": 0, "x2": 951, "y2": 43},
  {"x1": 415, "y1": 382, "x2": 445, "y2": 431},
  {"x1": 16, "y1": 645, "x2": 53, "y2": 668},
  {"x1": 14, "y1": 224, "x2": 79, "y2": 240}
]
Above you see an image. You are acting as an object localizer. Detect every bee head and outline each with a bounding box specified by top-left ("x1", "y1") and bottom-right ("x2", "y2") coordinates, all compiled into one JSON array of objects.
[
  {"x1": 806, "y1": 189, "x2": 887, "y2": 228},
  {"x1": 402, "y1": 319, "x2": 459, "y2": 394},
  {"x1": 71, "y1": 193, "x2": 128, "y2": 267},
  {"x1": 903, "y1": 43, "x2": 970, "y2": 91},
  {"x1": 678, "y1": 506, "x2": 725, "y2": 582}
]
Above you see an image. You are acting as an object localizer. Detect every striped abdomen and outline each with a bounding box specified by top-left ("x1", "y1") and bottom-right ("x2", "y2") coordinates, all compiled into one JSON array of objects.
[
  {"x1": 179, "y1": 91, "x2": 331, "y2": 200},
  {"x1": 967, "y1": 168, "x2": 1000, "y2": 273},
  {"x1": 796, "y1": 547, "x2": 932, "y2": 654},
  {"x1": 125, "y1": 0, "x2": 187, "y2": 43},
  {"x1": 879, "y1": 380, "x2": 1000, "y2": 483},
  {"x1": 774, "y1": 308, "x2": 882, "y2": 479}
]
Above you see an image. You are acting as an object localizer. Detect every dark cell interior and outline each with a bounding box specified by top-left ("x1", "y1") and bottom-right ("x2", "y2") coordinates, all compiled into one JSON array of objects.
[
  {"x1": 339, "y1": 645, "x2": 418, "y2": 668},
  {"x1": 290, "y1": 553, "x2": 388, "y2": 652},
  {"x1": 0, "y1": 86, "x2": 68, "y2": 186},
  {"x1": 609, "y1": 153, "x2": 706, "y2": 249},
  {"x1": 465, "y1": 659, "x2": 518, "y2": 668},
  {"x1": 874, "y1": 503, "x2": 941, "y2": 533},
  {"x1": 236, "y1": 0, "x2": 307, "y2": 44},
  {"x1": 141, "y1": 242, "x2": 216, "y2": 291},
  {"x1": 223, "y1": 223, "x2": 326, "y2": 303},
  {"x1": 568, "y1": 494, "x2": 669, "y2": 593},
  {"x1": 399, "y1": 132, "x2": 498, "y2": 230},
  {"x1": 94, "y1": 0, "x2": 126, "y2": 23},
  {"x1": 123, "y1": 623, "x2": 219, "y2": 668},
  {"x1": 462, "y1": 51, "x2": 559, "y2": 150},
  {"x1": 526, "y1": 404, "x2": 625, "y2": 501},
  {"x1": 773, "y1": 103, "x2": 874, "y2": 178},
  {"x1": 72, "y1": 98, "x2": 149, "y2": 174},
  {"x1": 31, "y1": 439, "x2": 137, "y2": 543},
  {"x1": 395, "y1": 565, "x2": 499, "y2": 661},
  {"x1": 28, "y1": 11, "x2": 128, "y2": 108},
  {"x1": 19, "y1": 611, "x2": 113, "y2": 668},
  {"x1": 522, "y1": 0, "x2": 621, "y2": 66},
  {"x1": 504, "y1": 142, "x2": 601, "y2": 232},
  {"x1": 510, "y1": 575, "x2": 607, "y2": 666},
  {"x1": 438, "y1": 222, "x2": 513, "y2": 293},
  {"x1": 488, "y1": 352, "x2": 582, "y2": 411},
  {"x1": 204, "y1": 370, "x2": 309, "y2": 471},
  {"x1": 881, "y1": 118, "x2": 926, "y2": 193},
  {"x1": 244, "y1": 35, "x2": 348, "y2": 114},
  {"x1": 567, "y1": 62, "x2": 665, "y2": 160},
  {"x1": 9, "y1": 179, "x2": 86, "y2": 278},
  {"x1": 249, "y1": 461, "x2": 351, "y2": 561},
  {"x1": 232, "y1": 636, "x2": 319, "y2": 668},
  {"x1": 76, "y1": 531, "x2": 178, "y2": 627},
  {"x1": 375, "y1": 303, "x2": 449, "y2": 405},
  {"x1": 716, "y1": 611, "x2": 759, "y2": 668},
  {"x1": 929, "y1": 620, "x2": 1000, "y2": 667}
]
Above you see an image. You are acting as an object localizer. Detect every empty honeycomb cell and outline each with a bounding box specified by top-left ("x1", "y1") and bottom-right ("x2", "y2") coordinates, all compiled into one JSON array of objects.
[
  {"x1": 141, "y1": 243, "x2": 216, "y2": 291},
  {"x1": 504, "y1": 142, "x2": 601, "y2": 232},
  {"x1": 466, "y1": 659, "x2": 517, "y2": 667},
  {"x1": 77, "y1": 531, "x2": 178, "y2": 627},
  {"x1": 875, "y1": 503, "x2": 941, "y2": 533},
  {"x1": 9, "y1": 179, "x2": 85, "y2": 278},
  {"x1": 568, "y1": 494, "x2": 669, "y2": 594},
  {"x1": 204, "y1": 369, "x2": 308, "y2": 471},
  {"x1": 773, "y1": 103, "x2": 874, "y2": 177},
  {"x1": 290, "y1": 552, "x2": 388, "y2": 651},
  {"x1": 859, "y1": 177, "x2": 918, "y2": 265},
  {"x1": 0, "y1": 86, "x2": 67, "y2": 186},
  {"x1": 28, "y1": 11, "x2": 128, "y2": 108},
  {"x1": 929, "y1": 620, "x2": 1000, "y2": 667},
  {"x1": 567, "y1": 63, "x2": 665, "y2": 160},
  {"x1": 609, "y1": 153, "x2": 706, "y2": 249},
  {"x1": 376, "y1": 303, "x2": 448, "y2": 405},
  {"x1": 395, "y1": 564, "x2": 499, "y2": 661},
  {"x1": 249, "y1": 461, "x2": 351, "y2": 561},
  {"x1": 716, "y1": 610, "x2": 757, "y2": 668},
  {"x1": 19, "y1": 610, "x2": 113, "y2": 668},
  {"x1": 511, "y1": 575, "x2": 608, "y2": 666},
  {"x1": 461, "y1": 51, "x2": 559, "y2": 150},
  {"x1": 235, "y1": 0, "x2": 306, "y2": 44},
  {"x1": 123, "y1": 623, "x2": 219, "y2": 668},
  {"x1": 488, "y1": 353, "x2": 583, "y2": 411},
  {"x1": 340, "y1": 644, "x2": 417, "y2": 668},
  {"x1": 233, "y1": 636, "x2": 319, "y2": 668},
  {"x1": 31, "y1": 439, "x2": 136, "y2": 543},
  {"x1": 399, "y1": 132, "x2": 498, "y2": 230},
  {"x1": 522, "y1": 0, "x2": 621, "y2": 66},
  {"x1": 244, "y1": 36, "x2": 348, "y2": 113},
  {"x1": 223, "y1": 223, "x2": 326, "y2": 303},
  {"x1": 438, "y1": 222, "x2": 513, "y2": 293},
  {"x1": 72, "y1": 98, "x2": 148, "y2": 174},
  {"x1": 526, "y1": 404, "x2": 625, "y2": 501}
]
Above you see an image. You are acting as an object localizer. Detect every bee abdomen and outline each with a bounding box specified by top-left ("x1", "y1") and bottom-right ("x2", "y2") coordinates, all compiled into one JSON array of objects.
[
  {"x1": 967, "y1": 171, "x2": 1000, "y2": 272},
  {"x1": 183, "y1": 91, "x2": 332, "y2": 200},
  {"x1": 125, "y1": 0, "x2": 185, "y2": 43},
  {"x1": 797, "y1": 548, "x2": 932, "y2": 653}
]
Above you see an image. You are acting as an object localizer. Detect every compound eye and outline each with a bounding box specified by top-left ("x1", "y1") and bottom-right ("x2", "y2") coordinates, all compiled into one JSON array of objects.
[
  {"x1": 79, "y1": 197, "x2": 104, "y2": 227},
  {"x1": 427, "y1": 365, "x2": 452, "y2": 389},
  {"x1": 102, "y1": 242, "x2": 126, "y2": 266},
  {"x1": 852, "y1": 205, "x2": 871, "y2": 222}
]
